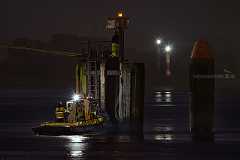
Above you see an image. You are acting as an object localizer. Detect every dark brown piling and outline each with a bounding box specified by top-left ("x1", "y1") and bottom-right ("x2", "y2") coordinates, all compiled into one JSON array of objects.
[
  {"x1": 130, "y1": 63, "x2": 145, "y2": 139},
  {"x1": 100, "y1": 63, "x2": 106, "y2": 112},
  {"x1": 118, "y1": 63, "x2": 131, "y2": 121},
  {"x1": 189, "y1": 40, "x2": 215, "y2": 142},
  {"x1": 105, "y1": 57, "x2": 120, "y2": 124}
]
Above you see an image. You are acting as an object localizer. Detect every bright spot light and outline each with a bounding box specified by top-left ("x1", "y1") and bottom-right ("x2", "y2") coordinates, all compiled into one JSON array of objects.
[
  {"x1": 155, "y1": 134, "x2": 173, "y2": 141},
  {"x1": 165, "y1": 45, "x2": 172, "y2": 52},
  {"x1": 118, "y1": 12, "x2": 123, "y2": 17},
  {"x1": 156, "y1": 39, "x2": 162, "y2": 45},
  {"x1": 72, "y1": 94, "x2": 80, "y2": 101}
]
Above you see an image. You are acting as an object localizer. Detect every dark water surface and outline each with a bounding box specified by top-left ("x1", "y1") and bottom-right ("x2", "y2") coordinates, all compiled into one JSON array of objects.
[{"x1": 0, "y1": 89, "x2": 240, "y2": 160}]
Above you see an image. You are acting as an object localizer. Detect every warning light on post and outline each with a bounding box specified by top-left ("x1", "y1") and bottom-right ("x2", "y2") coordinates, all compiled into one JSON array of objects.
[{"x1": 118, "y1": 12, "x2": 123, "y2": 17}]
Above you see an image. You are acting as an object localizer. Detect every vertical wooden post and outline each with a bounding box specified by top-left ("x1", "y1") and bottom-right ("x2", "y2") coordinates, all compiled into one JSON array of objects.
[
  {"x1": 118, "y1": 63, "x2": 131, "y2": 121},
  {"x1": 105, "y1": 57, "x2": 120, "y2": 124},
  {"x1": 100, "y1": 63, "x2": 106, "y2": 112},
  {"x1": 75, "y1": 64, "x2": 87, "y2": 97},
  {"x1": 130, "y1": 63, "x2": 145, "y2": 138}
]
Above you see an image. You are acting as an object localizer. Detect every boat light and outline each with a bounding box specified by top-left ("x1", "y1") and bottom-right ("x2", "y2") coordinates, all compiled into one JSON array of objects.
[{"x1": 72, "y1": 94, "x2": 80, "y2": 101}]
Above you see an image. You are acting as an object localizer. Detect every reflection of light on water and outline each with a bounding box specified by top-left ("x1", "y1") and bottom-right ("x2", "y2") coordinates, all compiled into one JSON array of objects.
[
  {"x1": 165, "y1": 97, "x2": 172, "y2": 103},
  {"x1": 154, "y1": 126, "x2": 174, "y2": 132},
  {"x1": 60, "y1": 135, "x2": 89, "y2": 158},
  {"x1": 155, "y1": 92, "x2": 162, "y2": 98},
  {"x1": 154, "y1": 91, "x2": 172, "y2": 103},
  {"x1": 70, "y1": 150, "x2": 83, "y2": 157},
  {"x1": 165, "y1": 93, "x2": 171, "y2": 98},
  {"x1": 155, "y1": 97, "x2": 163, "y2": 102},
  {"x1": 155, "y1": 134, "x2": 174, "y2": 141},
  {"x1": 60, "y1": 135, "x2": 89, "y2": 142},
  {"x1": 164, "y1": 92, "x2": 172, "y2": 103},
  {"x1": 70, "y1": 135, "x2": 88, "y2": 143}
]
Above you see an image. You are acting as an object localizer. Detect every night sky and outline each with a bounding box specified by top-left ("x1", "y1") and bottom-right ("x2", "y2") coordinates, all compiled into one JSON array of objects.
[{"x1": 2, "y1": 0, "x2": 240, "y2": 91}]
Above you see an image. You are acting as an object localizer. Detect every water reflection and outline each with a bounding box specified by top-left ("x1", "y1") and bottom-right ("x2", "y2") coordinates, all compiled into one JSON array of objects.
[
  {"x1": 64, "y1": 135, "x2": 89, "y2": 143},
  {"x1": 165, "y1": 93, "x2": 171, "y2": 98},
  {"x1": 70, "y1": 150, "x2": 83, "y2": 157},
  {"x1": 60, "y1": 135, "x2": 89, "y2": 159},
  {"x1": 154, "y1": 134, "x2": 174, "y2": 141},
  {"x1": 153, "y1": 126, "x2": 174, "y2": 132},
  {"x1": 152, "y1": 91, "x2": 175, "y2": 142},
  {"x1": 154, "y1": 91, "x2": 172, "y2": 103},
  {"x1": 155, "y1": 92, "x2": 162, "y2": 97},
  {"x1": 165, "y1": 97, "x2": 172, "y2": 103}
]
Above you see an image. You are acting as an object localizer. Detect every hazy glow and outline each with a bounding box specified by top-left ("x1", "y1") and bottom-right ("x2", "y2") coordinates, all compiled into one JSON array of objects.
[
  {"x1": 118, "y1": 12, "x2": 123, "y2": 17},
  {"x1": 72, "y1": 94, "x2": 80, "y2": 101},
  {"x1": 165, "y1": 45, "x2": 172, "y2": 52},
  {"x1": 156, "y1": 39, "x2": 162, "y2": 45}
]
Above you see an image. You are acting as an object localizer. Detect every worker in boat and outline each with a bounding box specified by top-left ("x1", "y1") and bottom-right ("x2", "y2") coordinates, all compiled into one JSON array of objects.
[
  {"x1": 76, "y1": 101, "x2": 84, "y2": 122},
  {"x1": 64, "y1": 104, "x2": 70, "y2": 123},
  {"x1": 55, "y1": 101, "x2": 65, "y2": 122},
  {"x1": 87, "y1": 97, "x2": 96, "y2": 120}
]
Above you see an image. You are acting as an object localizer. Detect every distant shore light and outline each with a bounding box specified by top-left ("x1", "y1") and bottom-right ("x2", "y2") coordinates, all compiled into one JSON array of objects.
[
  {"x1": 156, "y1": 39, "x2": 162, "y2": 45},
  {"x1": 165, "y1": 45, "x2": 172, "y2": 52}
]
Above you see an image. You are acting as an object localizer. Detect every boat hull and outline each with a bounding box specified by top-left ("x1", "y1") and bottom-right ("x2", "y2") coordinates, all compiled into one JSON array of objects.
[
  {"x1": 32, "y1": 117, "x2": 105, "y2": 136},
  {"x1": 32, "y1": 123, "x2": 104, "y2": 136}
]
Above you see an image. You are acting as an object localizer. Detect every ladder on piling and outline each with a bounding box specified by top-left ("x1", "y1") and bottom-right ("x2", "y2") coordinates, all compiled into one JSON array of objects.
[{"x1": 87, "y1": 58, "x2": 100, "y2": 100}]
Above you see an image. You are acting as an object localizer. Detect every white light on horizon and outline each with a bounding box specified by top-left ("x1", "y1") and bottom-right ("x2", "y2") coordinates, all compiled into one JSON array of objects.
[
  {"x1": 156, "y1": 39, "x2": 162, "y2": 45},
  {"x1": 165, "y1": 45, "x2": 172, "y2": 52}
]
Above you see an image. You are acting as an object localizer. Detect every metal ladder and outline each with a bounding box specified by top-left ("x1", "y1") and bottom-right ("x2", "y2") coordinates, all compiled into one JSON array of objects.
[{"x1": 87, "y1": 59, "x2": 99, "y2": 99}]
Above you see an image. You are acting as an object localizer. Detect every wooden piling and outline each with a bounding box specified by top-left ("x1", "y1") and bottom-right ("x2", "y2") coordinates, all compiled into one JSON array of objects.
[
  {"x1": 100, "y1": 63, "x2": 106, "y2": 112},
  {"x1": 118, "y1": 63, "x2": 131, "y2": 121},
  {"x1": 105, "y1": 57, "x2": 120, "y2": 124},
  {"x1": 75, "y1": 64, "x2": 87, "y2": 97},
  {"x1": 130, "y1": 63, "x2": 145, "y2": 138}
]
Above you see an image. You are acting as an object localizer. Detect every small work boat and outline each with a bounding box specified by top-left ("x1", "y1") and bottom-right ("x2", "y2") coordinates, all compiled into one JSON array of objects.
[{"x1": 32, "y1": 95, "x2": 106, "y2": 135}]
